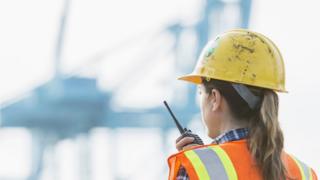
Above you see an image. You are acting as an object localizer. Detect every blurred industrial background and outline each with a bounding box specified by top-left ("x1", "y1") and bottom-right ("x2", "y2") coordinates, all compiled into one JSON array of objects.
[{"x1": 0, "y1": 0, "x2": 319, "y2": 179}]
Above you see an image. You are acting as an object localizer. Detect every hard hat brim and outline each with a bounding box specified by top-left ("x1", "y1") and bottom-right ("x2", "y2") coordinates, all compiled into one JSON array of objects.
[
  {"x1": 178, "y1": 74, "x2": 288, "y2": 93},
  {"x1": 177, "y1": 74, "x2": 203, "y2": 84}
]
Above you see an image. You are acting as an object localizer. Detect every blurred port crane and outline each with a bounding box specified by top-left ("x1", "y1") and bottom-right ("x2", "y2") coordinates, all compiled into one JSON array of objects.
[{"x1": 0, "y1": 0, "x2": 252, "y2": 179}]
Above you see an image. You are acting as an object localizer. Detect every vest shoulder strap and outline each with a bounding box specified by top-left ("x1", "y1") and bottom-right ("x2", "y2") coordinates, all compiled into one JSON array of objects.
[
  {"x1": 180, "y1": 145, "x2": 238, "y2": 180},
  {"x1": 288, "y1": 154, "x2": 315, "y2": 180}
]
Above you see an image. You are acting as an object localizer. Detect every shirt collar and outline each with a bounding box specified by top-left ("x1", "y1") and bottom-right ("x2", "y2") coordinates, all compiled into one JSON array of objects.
[{"x1": 212, "y1": 128, "x2": 249, "y2": 144}]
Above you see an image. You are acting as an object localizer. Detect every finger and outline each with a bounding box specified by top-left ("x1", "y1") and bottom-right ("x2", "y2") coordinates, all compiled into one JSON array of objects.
[
  {"x1": 176, "y1": 137, "x2": 195, "y2": 151},
  {"x1": 175, "y1": 135, "x2": 184, "y2": 143},
  {"x1": 182, "y1": 144, "x2": 199, "y2": 150}
]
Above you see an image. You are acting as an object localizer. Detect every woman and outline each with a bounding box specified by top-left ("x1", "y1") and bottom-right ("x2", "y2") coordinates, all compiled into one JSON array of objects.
[{"x1": 167, "y1": 29, "x2": 317, "y2": 180}]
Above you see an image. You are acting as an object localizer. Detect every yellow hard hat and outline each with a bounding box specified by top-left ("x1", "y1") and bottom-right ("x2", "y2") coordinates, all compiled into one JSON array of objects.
[{"x1": 178, "y1": 29, "x2": 286, "y2": 92}]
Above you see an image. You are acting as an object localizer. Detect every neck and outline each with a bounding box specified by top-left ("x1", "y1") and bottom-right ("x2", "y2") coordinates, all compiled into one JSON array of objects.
[{"x1": 218, "y1": 115, "x2": 247, "y2": 135}]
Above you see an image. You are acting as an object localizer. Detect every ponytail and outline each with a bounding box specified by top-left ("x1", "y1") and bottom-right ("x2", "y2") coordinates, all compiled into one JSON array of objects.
[
  {"x1": 248, "y1": 90, "x2": 286, "y2": 180},
  {"x1": 202, "y1": 79, "x2": 286, "y2": 180}
]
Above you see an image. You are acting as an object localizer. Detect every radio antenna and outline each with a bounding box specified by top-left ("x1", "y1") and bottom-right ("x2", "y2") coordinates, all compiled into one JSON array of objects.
[{"x1": 163, "y1": 101, "x2": 184, "y2": 134}]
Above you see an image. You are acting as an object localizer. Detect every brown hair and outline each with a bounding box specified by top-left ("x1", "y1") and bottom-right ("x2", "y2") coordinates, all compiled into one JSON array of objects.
[{"x1": 202, "y1": 78, "x2": 286, "y2": 180}]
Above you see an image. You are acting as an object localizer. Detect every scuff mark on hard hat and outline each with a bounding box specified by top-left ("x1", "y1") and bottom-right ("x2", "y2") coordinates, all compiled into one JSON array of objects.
[
  {"x1": 206, "y1": 47, "x2": 215, "y2": 57},
  {"x1": 233, "y1": 44, "x2": 255, "y2": 53},
  {"x1": 268, "y1": 47, "x2": 274, "y2": 57}
]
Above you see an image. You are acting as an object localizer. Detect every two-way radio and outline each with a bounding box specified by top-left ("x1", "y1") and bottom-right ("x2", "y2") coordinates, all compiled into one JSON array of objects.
[{"x1": 163, "y1": 101, "x2": 204, "y2": 145}]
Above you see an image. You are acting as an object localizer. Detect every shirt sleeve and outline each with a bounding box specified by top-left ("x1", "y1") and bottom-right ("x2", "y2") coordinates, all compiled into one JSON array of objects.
[{"x1": 176, "y1": 165, "x2": 189, "y2": 180}]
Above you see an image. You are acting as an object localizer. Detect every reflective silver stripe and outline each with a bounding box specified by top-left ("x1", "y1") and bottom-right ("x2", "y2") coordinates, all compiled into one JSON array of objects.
[{"x1": 193, "y1": 148, "x2": 229, "y2": 179}]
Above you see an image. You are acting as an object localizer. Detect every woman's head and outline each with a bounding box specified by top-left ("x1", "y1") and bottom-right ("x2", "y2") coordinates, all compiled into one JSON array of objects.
[
  {"x1": 200, "y1": 78, "x2": 286, "y2": 180},
  {"x1": 178, "y1": 29, "x2": 288, "y2": 179},
  {"x1": 199, "y1": 78, "x2": 264, "y2": 137}
]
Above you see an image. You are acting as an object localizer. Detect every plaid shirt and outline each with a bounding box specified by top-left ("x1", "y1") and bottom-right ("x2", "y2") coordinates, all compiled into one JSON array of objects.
[{"x1": 175, "y1": 128, "x2": 249, "y2": 180}]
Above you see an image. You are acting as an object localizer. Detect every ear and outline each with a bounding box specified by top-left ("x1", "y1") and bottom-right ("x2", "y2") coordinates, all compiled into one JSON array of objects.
[{"x1": 209, "y1": 89, "x2": 222, "y2": 111}]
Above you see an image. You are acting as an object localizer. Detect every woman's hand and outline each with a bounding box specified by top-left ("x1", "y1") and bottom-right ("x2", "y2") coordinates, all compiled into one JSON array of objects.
[{"x1": 175, "y1": 136, "x2": 199, "y2": 151}]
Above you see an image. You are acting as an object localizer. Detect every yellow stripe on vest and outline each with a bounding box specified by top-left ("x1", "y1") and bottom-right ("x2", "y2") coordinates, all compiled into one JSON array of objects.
[
  {"x1": 184, "y1": 150, "x2": 210, "y2": 179},
  {"x1": 209, "y1": 146, "x2": 238, "y2": 180},
  {"x1": 308, "y1": 168, "x2": 312, "y2": 180}
]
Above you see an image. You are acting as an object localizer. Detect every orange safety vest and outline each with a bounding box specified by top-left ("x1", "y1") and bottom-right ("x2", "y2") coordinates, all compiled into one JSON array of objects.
[{"x1": 168, "y1": 139, "x2": 317, "y2": 180}]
